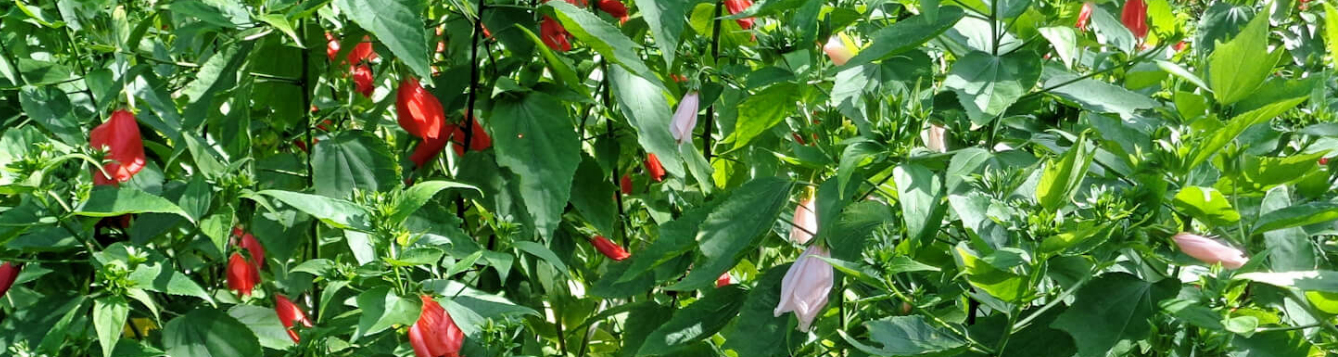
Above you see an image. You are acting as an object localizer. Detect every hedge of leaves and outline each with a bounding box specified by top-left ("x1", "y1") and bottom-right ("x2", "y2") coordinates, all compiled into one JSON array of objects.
[{"x1": 2, "y1": 0, "x2": 1338, "y2": 355}]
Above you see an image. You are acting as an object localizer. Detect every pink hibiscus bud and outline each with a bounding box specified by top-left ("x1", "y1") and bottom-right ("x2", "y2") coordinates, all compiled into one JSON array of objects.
[
  {"x1": 790, "y1": 196, "x2": 818, "y2": 244},
  {"x1": 823, "y1": 35, "x2": 855, "y2": 66},
  {"x1": 774, "y1": 245, "x2": 833, "y2": 332},
  {"x1": 1172, "y1": 232, "x2": 1249, "y2": 269},
  {"x1": 921, "y1": 123, "x2": 947, "y2": 153},
  {"x1": 670, "y1": 92, "x2": 700, "y2": 144}
]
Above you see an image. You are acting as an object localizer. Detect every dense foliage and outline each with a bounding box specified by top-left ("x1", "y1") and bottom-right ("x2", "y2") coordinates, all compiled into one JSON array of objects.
[{"x1": 2, "y1": 0, "x2": 1338, "y2": 355}]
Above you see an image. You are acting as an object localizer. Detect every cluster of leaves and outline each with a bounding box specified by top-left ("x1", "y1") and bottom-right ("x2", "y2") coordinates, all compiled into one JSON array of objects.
[{"x1": 2, "y1": 0, "x2": 1338, "y2": 356}]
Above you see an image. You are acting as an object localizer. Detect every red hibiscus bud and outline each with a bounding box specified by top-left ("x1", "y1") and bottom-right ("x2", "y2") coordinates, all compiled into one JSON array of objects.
[
  {"x1": 645, "y1": 153, "x2": 666, "y2": 182},
  {"x1": 540, "y1": 17, "x2": 572, "y2": 52},
  {"x1": 274, "y1": 295, "x2": 313, "y2": 343},
  {"x1": 410, "y1": 124, "x2": 457, "y2": 168},
  {"x1": 670, "y1": 74, "x2": 688, "y2": 83},
  {"x1": 233, "y1": 228, "x2": 266, "y2": 270},
  {"x1": 716, "y1": 273, "x2": 732, "y2": 288},
  {"x1": 410, "y1": 295, "x2": 464, "y2": 357},
  {"x1": 791, "y1": 132, "x2": 807, "y2": 145},
  {"x1": 1121, "y1": 0, "x2": 1148, "y2": 40},
  {"x1": 227, "y1": 253, "x2": 258, "y2": 297},
  {"x1": 1321, "y1": 157, "x2": 1330, "y2": 165},
  {"x1": 1076, "y1": 2, "x2": 1093, "y2": 31},
  {"x1": 459, "y1": 115, "x2": 492, "y2": 152},
  {"x1": 352, "y1": 64, "x2": 375, "y2": 98},
  {"x1": 596, "y1": 0, "x2": 630, "y2": 24},
  {"x1": 347, "y1": 40, "x2": 378, "y2": 65},
  {"x1": 620, "y1": 174, "x2": 633, "y2": 195},
  {"x1": 1173, "y1": 41, "x2": 1188, "y2": 52},
  {"x1": 590, "y1": 235, "x2": 631, "y2": 261},
  {"x1": 396, "y1": 77, "x2": 446, "y2": 140},
  {"x1": 325, "y1": 33, "x2": 341, "y2": 61},
  {"x1": 90, "y1": 110, "x2": 147, "y2": 186},
  {"x1": 1172, "y1": 233, "x2": 1248, "y2": 269},
  {"x1": 723, "y1": 0, "x2": 755, "y2": 29},
  {"x1": 0, "y1": 262, "x2": 20, "y2": 298}
]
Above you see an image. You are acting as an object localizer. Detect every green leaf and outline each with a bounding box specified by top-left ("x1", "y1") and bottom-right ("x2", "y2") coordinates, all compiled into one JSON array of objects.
[
  {"x1": 228, "y1": 305, "x2": 296, "y2": 350},
  {"x1": 609, "y1": 66, "x2": 686, "y2": 178},
  {"x1": 667, "y1": 177, "x2": 794, "y2": 290},
  {"x1": 354, "y1": 286, "x2": 421, "y2": 339},
  {"x1": 386, "y1": 247, "x2": 445, "y2": 266},
  {"x1": 514, "y1": 241, "x2": 572, "y2": 278},
  {"x1": 548, "y1": 1, "x2": 656, "y2": 82},
  {"x1": 256, "y1": 14, "x2": 302, "y2": 46},
  {"x1": 312, "y1": 130, "x2": 401, "y2": 198},
  {"x1": 844, "y1": 6, "x2": 965, "y2": 68},
  {"x1": 844, "y1": 315, "x2": 968, "y2": 356},
  {"x1": 1325, "y1": 4, "x2": 1338, "y2": 69},
  {"x1": 391, "y1": 180, "x2": 481, "y2": 225},
  {"x1": 1208, "y1": 9, "x2": 1278, "y2": 105},
  {"x1": 1253, "y1": 202, "x2": 1338, "y2": 233},
  {"x1": 491, "y1": 92, "x2": 581, "y2": 239},
  {"x1": 1042, "y1": 69, "x2": 1159, "y2": 120},
  {"x1": 162, "y1": 308, "x2": 262, "y2": 357},
  {"x1": 944, "y1": 50, "x2": 1042, "y2": 125},
  {"x1": 569, "y1": 156, "x2": 617, "y2": 235},
  {"x1": 732, "y1": 82, "x2": 801, "y2": 150},
  {"x1": 637, "y1": 285, "x2": 747, "y2": 355},
  {"x1": 721, "y1": 263, "x2": 801, "y2": 357},
  {"x1": 77, "y1": 188, "x2": 193, "y2": 222},
  {"x1": 128, "y1": 262, "x2": 213, "y2": 302},
  {"x1": 836, "y1": 139, "x2": 884, "y2": 197},
  {"x1": 954, "y1": 243, "x2": 1025, "y2": 302},
  {"x1": 18, "y1": 86, "x2": 84, "y2": 145},
  {"x1": 1035, "y1": 136, "x2": 1093, "y2": 212},
  {"x1": 93, "y1": 297, "x2": 129, "y2": 357},
  {"x1": 1038, "y1": 27, "x2": 1078, "y2": 68},
  {"x1": 178, "y1": 175, "x2": 212, "y2": 222},
  {"x1": 334, "y1": 0, "x2": 433, "y2": 81},
  {"x1": 1189, "y1": 96, "x2": 1306, "y2": 169},
  {"x1": 514, "y1": 26, "x2": 589, "y2": 98},
  {"x1": 1172, "y1": 186, "x2": 1241, "y2": 227},
  {"x1": 635, "y1": 0, "x2": 688, "y2": 66},
  {"x1": 255, "y1": 190, "x2": 374, "y2": 231},
  {"x1": 1051, "y1": 273, "x2": 1176, "y2": 357},
  {"x1": 894, "y1": 164, "x2": 945, "y2": 246},
  {"x1": 619, "y1": 201, "x2": 717, "y2": 282},
  {"x1": 828, "y1": 201, "x2": 894, "y2": 262},
  {"x1": 1089, "y1": 6, "x2": 1135, "y2": 53},
  {"x1": 1229, "y1": 331, "x2": 1313, "y2": 357},
  {"x1": 1236, "y1": 271, "x2": 1338, "y2": 293}
]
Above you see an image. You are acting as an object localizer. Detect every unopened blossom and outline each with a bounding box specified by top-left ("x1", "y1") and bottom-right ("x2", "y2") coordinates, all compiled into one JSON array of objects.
[
  {"x1": 227, "y1": 253, "x2": 258, "y2": 297},
  {"x1": 790, "y1": 196, "x2": 817, "y2": 244},
  {"x1": 410, "y1": 295, "x2": 464, "y2": 357},
  {"x1": 645, "y1": 153, "x2": 666, "y2": 182},
  {"x1": 670, "y1": 92, "x2": 700, "y2": 144},
  {"x1": 1172, "y1": 232, "x2": 1248, "y2": 269},
  {"x1": 274, "y1": 295, "x2": 313, "y2": 343},
  {"x1": 823, "y1": 35, "x2": 856, "y2": 66},
  {"x1": 0, "y1": 262, "x2": 19, "y2": 297},
  {"x1": 921, "y1": 123, "x2": 947, "y2": 153},
  {"x1": 774, "y1": 245, "x2": 833, "y2": 332},
  {"x1": 90, "y1": 110, "x2": 146, "y2": 186},
  {"x1": 1076, "y1": 2, "x2": 1094, "y2": 31},
  {"x1": 1122, "y1": 0, "x2": 1148, "y2": 39},
  {"x1": 590, "y1": 235, "x2": 631, "y2": 261}
]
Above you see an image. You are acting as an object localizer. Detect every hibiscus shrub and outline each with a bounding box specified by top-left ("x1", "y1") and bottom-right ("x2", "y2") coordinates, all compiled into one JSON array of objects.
[{"x1": 2, "y1": 0, "x2": 1338, "y2": 356}]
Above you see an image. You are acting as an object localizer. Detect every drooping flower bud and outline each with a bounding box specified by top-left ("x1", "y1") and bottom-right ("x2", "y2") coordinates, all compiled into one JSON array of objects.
[
  {"x1": 1076, "y1": 2, "x2": 1094, "y2": 31},
  {"x1": 227, "y1": 253, "x2": 258, "y2": 297},
  {"x1": 410, "y1": 124, "x2": 456, "y2": 168},
  {"x1": 716, "y1": 273, "x2": 732, "y2": 288},
  {"x1": 670, "y1": 92, "x2": 700, "y2": 144},
  {"x1": 410, "y1": 295, "x2": 464, "y2": 357},
  {"x1": 723, "y1": 0, "x2": 755, "y2": 29},
  {"x1": 90, "y1": 110, "x2": 146, "y2": 186},
  {"x1": 458, "y1": 115, "x2": 492, "y2": 153},
  {"x1": 396, "y1": 77, "x2": 446, "y2": 140},
  {"x1": 645, "y1": 153, "x2": 666, "y2": 182},
  {"x1": 233, "y1": 229, "x2": 267, "y2": 270},
  {"x1": 347, "y1": 40, "x2": 378, "y2": 65},
  {"x1": 823, "y1": 35, "x2": 856, "y2": 66},
  {"x1": 790, "y1": 196, "x2": 817, "y2": 244},
  {"x1": 1173, "y1": 41, "x2": 1188, "y2": 52},
  {"x1": 0, "y1": 262, "x2": 20, "y2": 298},
  {"x1": 325, "y1": 33, "x2": 340, "y2": 61},
  {"x1": 540, "y1": 17, "x2": 573, "y2": 52},
  {"x1": 620, "y1": 174, "x2": 633, "y2": 195},
  {"x1": 1172, "y1": 233, "x2": 1249, "y2": 269},
  {"x1": 921, "y1": 123, "x2": 947, "y2": 153},
  {"x1": 274, "y1": 295, "x2": 313, "y2": 343},
  {"x1": 1121, "y1": 0, "x2": 1148, "y2": 40},
  {"x1": 590, "y1": 235, "x2": 631, "y2": 261},
  {"x1": 352, "y1": 64, "x2": 375, "y2": 98},
  {"x1": 774, "y1": 245, "x2": 833, "y2": 332},
  {"x1": 596, "y1": 0, "x2": 630, "y2": 23}
]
